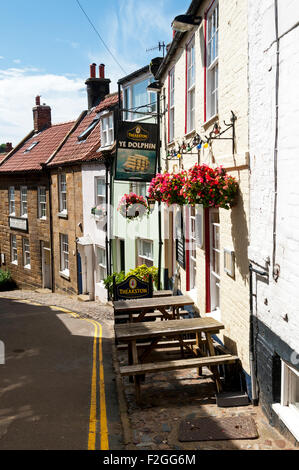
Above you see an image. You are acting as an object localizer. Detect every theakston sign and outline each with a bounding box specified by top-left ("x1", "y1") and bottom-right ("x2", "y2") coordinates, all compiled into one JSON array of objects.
[{"x1": 115, "y1": 121, "x2": 158, "y2": 182}]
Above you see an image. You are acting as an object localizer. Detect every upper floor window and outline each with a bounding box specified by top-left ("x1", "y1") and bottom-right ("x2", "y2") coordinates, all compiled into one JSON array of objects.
[
  {"x1": 58, "y1": 174, "x2": 67, "y2": 214},
  {"x1": 123, "y1": 76, "x2": 156, "y2": 121},
  {"x1": 95, "y1": 177, "x2": 106, "y2": 206},
  {"x1": 20, "y1": 186, "x2": 28, "y2": 218},
  {"x1": 9, "y1": 186, "x2": 15, "y2": 215},
  {"x1": 130, "y1": 182, "x2": 147, "y2": 198},
  {"x1": 101, "y1": 113, "x2": 114, "y2": 147},
  {"x1": 186, "y1": 39, "x2": 195, "y2": 133},
  {"x1": 206, "y1": 1, "x2": 219, "y2": 120},
  {"x1": 60, "y1": 233, "x2": 69, "y2": 277},
  {"x1": 38, "y1": 186, "x2": 47, "y2": 219},
  {"x1": 169, "y1": 68, "x2": 175, "y2": 142}
]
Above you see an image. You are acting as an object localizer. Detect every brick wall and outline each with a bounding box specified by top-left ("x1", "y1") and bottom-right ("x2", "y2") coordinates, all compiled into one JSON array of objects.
[
  {"x1": 50, "y1": 166, "x2": 84, "y2": 295},
  {"x1": 0, "y1": 173, "x2": 51, "y2": 289}
]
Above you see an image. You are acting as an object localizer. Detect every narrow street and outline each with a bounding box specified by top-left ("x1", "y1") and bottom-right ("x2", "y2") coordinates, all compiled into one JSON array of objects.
[{"x1": 0, "y1": 297, "x2": 123, "y2": 450}]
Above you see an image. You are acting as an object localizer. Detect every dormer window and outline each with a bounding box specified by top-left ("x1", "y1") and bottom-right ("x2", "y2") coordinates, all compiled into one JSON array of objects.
[
  {"x1": 101, "y1": 113, "x2": 114, "y2": 147},
  {"x1": 24, "y1": 141, "x2": 39, "y2": 153},
  {"x1": 77, "y1": 114, "x2": 100, "y2": 142}
]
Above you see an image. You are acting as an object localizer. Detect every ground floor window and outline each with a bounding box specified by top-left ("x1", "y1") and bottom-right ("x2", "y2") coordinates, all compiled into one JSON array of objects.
[
  {"x1": 210, "y1": 210, "x2": 220, "y2": 311},
  {"x1": 23, "y1": 237, "x2": 31, "y2": 269},
  {"x1": 137, "y1": 239, "x2": 153, "y2": 267},
  {"x1": 60, "y1": 234, "x2": 69, "y2": 277},
  {"x1": 96, "y1": 246, "x2": 107, "y2": 282},
  {"x1": 11, "y1": 234, "x2": 18, "y2": 264}
]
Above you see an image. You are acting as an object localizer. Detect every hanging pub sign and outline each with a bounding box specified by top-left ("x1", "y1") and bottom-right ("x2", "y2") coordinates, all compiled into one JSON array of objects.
[{"x1": 115, "y1": 121, "x2": 158, "y2": 182}]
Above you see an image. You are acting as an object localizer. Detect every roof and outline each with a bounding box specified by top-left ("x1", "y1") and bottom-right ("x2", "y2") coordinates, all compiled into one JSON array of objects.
[
  {"x1": 0, "y1": 153, "x2": 8, "y2": 165},
  {"x1": 118, "y1": 65, "x2": 150, "y2": 85},
  {"x1": 48, "y1": 93, "x2": 119, "y2": 167},
  {"x1": 0, "y1": 122, "x2": 75, "y2": 173},
  {"x1": 155, "y1": 0, "x2": 201, "y2": 80}
]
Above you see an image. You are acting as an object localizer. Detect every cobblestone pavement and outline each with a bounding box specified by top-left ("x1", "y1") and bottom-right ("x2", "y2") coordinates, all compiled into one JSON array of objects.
[
  {"x1": 1, "y1": 289, "x2": 298, "y2": 451},
  {"x1": 118, "y1": 349, "x2": 299, "y2": 451},
  {"x1": 0, "y1": 289, "x2": 114, "y2": 324}
]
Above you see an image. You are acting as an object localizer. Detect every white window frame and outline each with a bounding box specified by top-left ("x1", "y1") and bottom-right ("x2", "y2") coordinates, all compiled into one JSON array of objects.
[
  {"x1": 11, "y1": 234, "x2": 18, "y2": 265},
  {"x1": 130, "y1": 182, "x2": 148, "y2": 198},
  {"x1": 123, "y1": 75, "x2": 156, "y2": 122},
  {"x1": 169, "y1": 67, "x2": 175, "y2": 142},
  {"x1": 206, "y1": 1, "x2": 219, "y2": 120},
  {"x1": 273, "y1": 360, "x2": 299, "y2": 441},
  {"x1": 96, "y1": 246, "x2": 107, "y2": 283},
  {"x1": 58, "y1": 174, "x2": 67, "y2": 215},
  {"x1": 210, "y1": 209, "x2": 220, "y2": 313},
  {"x1": 60, "y1": 234, "x2": 69, "y2": 277},
  {"x1": 38, "y1": 186, "x2": 47, "y2": 219},
  {"x1": 23, "y1": 237, "x2": 31, "y2": 269},
  {"x1": 186, "y1": 38, "x2": 195, "y2": 134},
  {"x1": 20, "y1": 186, "x2": 28, "y2": 218},
  {"x1": 101, "y1": 113, "x2": 114, "y2": 148},
  {"x1": 9, "y1": 186, "x2": 15, "y2": 216},
  {"x1": 137, "y1": 238, "x2": 154, "y2": 267}
]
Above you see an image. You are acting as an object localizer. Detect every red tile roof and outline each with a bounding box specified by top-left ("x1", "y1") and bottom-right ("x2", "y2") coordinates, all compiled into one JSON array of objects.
[
  {"x1": 0, "y1": 153, "x2": 8, "y2": 165},
  {"x1": 48, "y1": 93, "x2": 118, "y2": 167},
  {"x1": 0, "y1": 122, "x2": 74, "y2": 173}
]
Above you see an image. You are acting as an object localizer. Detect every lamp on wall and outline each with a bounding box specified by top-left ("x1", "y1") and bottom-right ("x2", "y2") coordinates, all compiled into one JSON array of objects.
[
  {"x1": 147, "y1": 81, "x2": 162, "y2": 94},
  {"x1": 171, "y1": 15, "x2": 202, "y2": 33}
]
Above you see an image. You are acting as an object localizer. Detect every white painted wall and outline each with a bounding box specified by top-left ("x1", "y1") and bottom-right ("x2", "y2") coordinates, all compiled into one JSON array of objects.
[
  {"x1": 248, "y1": 0, "x2": 299, "y2": 354},
  {"x1": 81, "y1": 162, "x2": 108, "y2": 302}
]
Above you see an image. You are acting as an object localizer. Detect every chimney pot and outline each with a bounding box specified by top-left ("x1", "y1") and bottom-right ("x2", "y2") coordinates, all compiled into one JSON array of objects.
[
  {"x1": 99, "y1": 64, "x2": 105, "y2": 79},
  {"x1": 33, "y1": 97, "x2": 51, "y2": 132},
  {"x1": 90, "y1": 63, "x2": 96, "y2": 78},
  {"x1": 36, "y1": 95, "x2": 41, "y2": 106},
  {"x1": 6, "y1": 143, "x2": 13, "y2": 152}
]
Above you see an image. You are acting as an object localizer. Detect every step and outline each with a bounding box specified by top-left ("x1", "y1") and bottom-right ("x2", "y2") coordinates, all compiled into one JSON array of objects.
[{"x1": 120, "y1": 354, "x2": 239, "y2": 376}]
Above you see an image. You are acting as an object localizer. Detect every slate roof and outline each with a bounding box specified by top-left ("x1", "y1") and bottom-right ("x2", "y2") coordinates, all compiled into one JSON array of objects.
[
  {"x1": 48, "y1": 93, "x2": 118, "y2": 167},
  {"x1": 0, "y1": 122, "x2": 75, "y2": 173}
]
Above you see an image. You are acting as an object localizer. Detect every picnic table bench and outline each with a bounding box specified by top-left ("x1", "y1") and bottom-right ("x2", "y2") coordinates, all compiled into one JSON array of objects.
[{"x1": 115, "y1": 317, "x2": 239, "y2": 402}]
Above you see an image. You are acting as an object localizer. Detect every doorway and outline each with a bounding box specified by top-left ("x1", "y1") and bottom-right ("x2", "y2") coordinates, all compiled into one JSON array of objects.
[{"x1": 41, "y1": 241, "x2": 52, "y2": 289}]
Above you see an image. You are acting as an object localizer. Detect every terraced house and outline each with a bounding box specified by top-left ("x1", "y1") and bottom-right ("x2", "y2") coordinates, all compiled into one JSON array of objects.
[{"x1": 156, "y1": 0, "x2": 251, "y2": 390}]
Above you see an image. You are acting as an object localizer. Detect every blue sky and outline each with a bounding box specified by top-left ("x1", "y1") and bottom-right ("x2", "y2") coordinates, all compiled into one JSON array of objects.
[{"x1": 0, "y1": 0, "x2": 190, "y2": 144}]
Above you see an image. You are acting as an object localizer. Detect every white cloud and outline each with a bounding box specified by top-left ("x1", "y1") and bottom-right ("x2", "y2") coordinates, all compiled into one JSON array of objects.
[
  {"x1": 13, "y1": 59, "x2": 21, "y2": 64},
  {"x1": 0, "y1": 68, "x2": 87, "y2": 145},
  {"x1": 0, "y1": 56, "x2": 4, "y2": 60}
]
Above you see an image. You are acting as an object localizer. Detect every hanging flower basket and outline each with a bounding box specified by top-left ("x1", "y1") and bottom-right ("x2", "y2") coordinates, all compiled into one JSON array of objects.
[
  {"x1": 148, "y1": 171, "x2": 188, "y2": 206},
  {"x1": 182, "y1": 163, "x2": 238, "y2": 209},
  {"x1": 117, "y1": 193, "x2": 149, "y2": 220}
]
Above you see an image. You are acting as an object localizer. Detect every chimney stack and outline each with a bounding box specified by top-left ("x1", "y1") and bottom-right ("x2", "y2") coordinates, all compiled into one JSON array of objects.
[
  {"x1": 5, "y1": 143, "x2": 13, "y2": 152},
  {"x1": 85, "y1": 63, "x2": 110, "y2": 110},
  {"x1": 33, "y1": 96, "x2": 52, "y2": 132}
]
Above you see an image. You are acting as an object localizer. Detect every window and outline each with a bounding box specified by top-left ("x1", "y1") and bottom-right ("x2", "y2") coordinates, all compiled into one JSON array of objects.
[
  {"x1": 206, "y1": 1, "x2": 219, "y2": 120},
  {"x1": 101, "y1": 113, "x2": 114, "y2": 147},
  {"x1": 78, "y1": 115, "x2": 100, "y2": 141},
  {"x1": 95, "y1": 177, "x2": 106, "y2": 206},
  {"x1": 123, "y1": 76, "x2": 156, "y2": 121},
  {"x1": 190, "y1": 207, "x2": 197, "y2": 290},
  {"x1": 24, "y1": 141, "x2": 39, "y2": 153},
  {"x1": 273, "y1": 360, "x2": 299, "y2": 441},
  {"x1": 169, "y1": 68, "x2": 175, "y2": 142},
  {"x1": 130, "y1": 182, "x2": 147, "y2": 198},
  {"x1": 210, "y1": 210, "x2": 220, "y2": 311},
  {"x1": 11, "y1": 235, "x2": 18, "y2": 264},
  {"x1": 60, "y1": 234, "x2": 69, "y2": 276},
  {"x1": 38, "y1": 186, "x2": 47, "y2": 219},
  {"x1": 96, "y1": 247, "x2": 107, "y2": 282},
  {"x1": 137, "y1": 239, "x2": 153, "y2": 268},
  {"x1": 58, "y1": 174, "x2": 67, "y2": 214},
  {"x1": 20, "y1": 186, "x2": 28, "y2": 218},
  {"x1": 23, "y1": 237, "x2": 31, "y2": 269},
  {"x1": 186, "y1": 39, "x2": 195, "y2": 133},
  {"x1": 9, "y1": 186, "x2": 15, "y2": 215}
]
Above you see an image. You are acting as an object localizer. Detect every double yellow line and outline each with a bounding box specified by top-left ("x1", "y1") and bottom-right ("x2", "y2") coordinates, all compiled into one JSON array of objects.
[
  {"x1": 11, "y1": 299, "x2": 109, "y2": 450},
  {"x1": 60, "y1": 309, "x2": 109, "y2": 450}
]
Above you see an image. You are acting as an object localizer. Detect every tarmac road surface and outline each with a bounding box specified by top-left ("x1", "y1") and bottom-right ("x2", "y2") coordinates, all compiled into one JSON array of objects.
[{"x1": 0, "y1": 297, "x2": 123, "y2": 450}]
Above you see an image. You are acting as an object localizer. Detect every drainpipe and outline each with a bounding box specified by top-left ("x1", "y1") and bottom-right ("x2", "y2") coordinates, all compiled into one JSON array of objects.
[{"x1": 249, "y1": 263, "x2": 268, "y2": 405}]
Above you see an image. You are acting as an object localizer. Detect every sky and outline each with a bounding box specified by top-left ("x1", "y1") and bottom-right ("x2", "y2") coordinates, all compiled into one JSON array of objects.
[{"x1": 0, "y1": 0, "x2": 190, "y2": 145}]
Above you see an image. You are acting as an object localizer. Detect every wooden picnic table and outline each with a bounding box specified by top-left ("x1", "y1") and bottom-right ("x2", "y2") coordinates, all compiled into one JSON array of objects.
[
  {"x1": 153, "y1": 290, "x2": 173, "y2": 298},
  {"x1": 113, "y1": 294, "x2": 194, "y2": 322},
  {"x1": 115, "y1": 317, "x2": 238, "y2": 402}
]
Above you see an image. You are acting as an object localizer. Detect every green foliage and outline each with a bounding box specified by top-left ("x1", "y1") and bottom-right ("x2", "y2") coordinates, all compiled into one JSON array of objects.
[
  {"x1": 0, "y1": 269, "x2": 15, "y2": 291},
  {"x1": 0, "y1": 144, "x2": 7, "y2": 153},
  {"x1": 104, "y1": 265, "x2": 159, "y2": 296}
]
